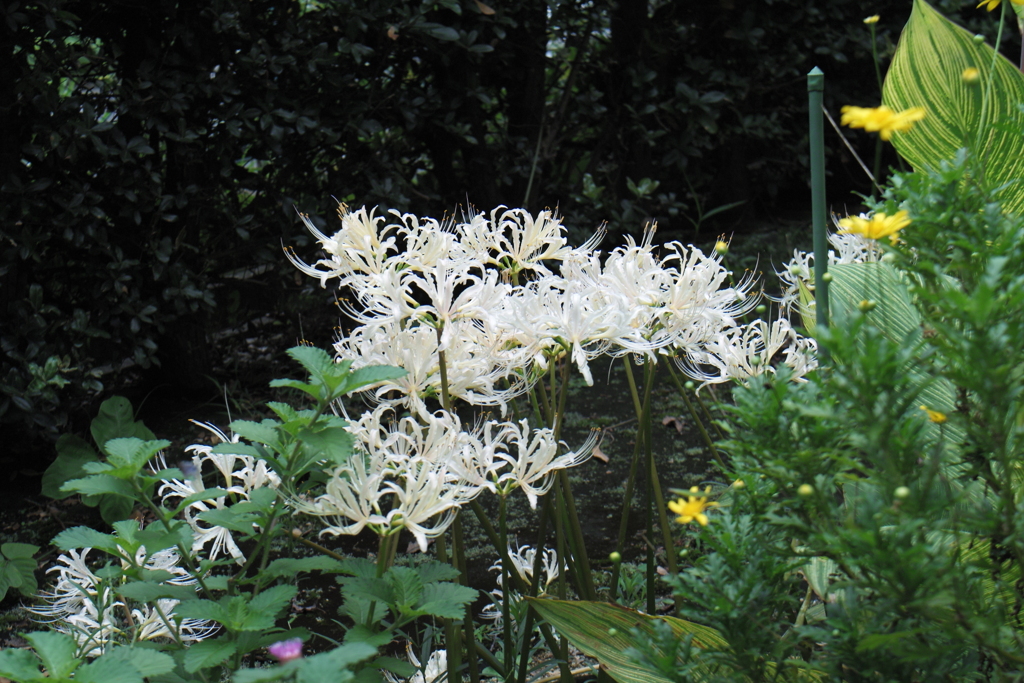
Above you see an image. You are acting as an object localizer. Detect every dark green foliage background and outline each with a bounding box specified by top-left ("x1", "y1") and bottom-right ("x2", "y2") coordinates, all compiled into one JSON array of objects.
[{"x1": 0, "y1": 0, "x2": 999, "y2": 455}]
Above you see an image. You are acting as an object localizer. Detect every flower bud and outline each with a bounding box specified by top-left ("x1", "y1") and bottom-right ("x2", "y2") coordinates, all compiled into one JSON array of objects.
[
  {"x1": 822, "y1": 272, "x2": 833, "y2": 283},
  {"x1": 973, "y1": 34, "x2": 986, "y2": 45},
  {"x1": 715, "y1": 240, "x2": 729, "y2": 254},
  {"x1": 609, "y1": 551, "x2": 622, "y2": 563},
  {"x1": 797, "y1": 483, "x2": 814, "y2": 497},
  {"x1": 863, "y1": 15, "x2": 880, "y2": 24},
  {"x1": 608, "y1": 628, "x2": 618, "y2": 636},
  {"x1": 732, "y1": 479, "x2": 745, "y2": 489},
  {"x1": 962, "y1": 67, "x2": 980, "y2": 83},
  {"x1": 755, "y1": 304, "x2": 767, "y2": 315},
  {"x1": 894, "y1": 486, "x2": 911, "y2": 500},
  {"x1": 881, "y1": 252, "x2": 897, "y2": 264},
  {"x1": 858, "y1": 299, "x2": 877, "y2": 312},
  {"x1": 685, "y1": 381, "x2": 696, "y2": 391}
]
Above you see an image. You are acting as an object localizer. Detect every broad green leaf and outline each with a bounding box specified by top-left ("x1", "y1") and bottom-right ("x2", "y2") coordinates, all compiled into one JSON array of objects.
[
  {"x1": 184, "y1": 637, "x2": 238, "y2": 673},
  {"x1": 53, "y1": 526, "x2": 120, "y2": 553},
  {"x1": 98, "y1": 494, "x2": 135, "y2": 525},
  {"x1": 103, "y1": 437, "x2": 170, "y2": 475},
  {"x1": 25, "y1": 631, "x2": 81, "y2": 680},
  {"x1": 0, "y1": 646, "x2": 46, "y2": 683},
  {"x1": 75, "y1": 652, "x2": 145, "y2": 683},
  {"x1": 527, "y1": 598, "x2": 727, "y2": 683},
  {"x1": 414, "y1": 582, "x2": 477, "y2": 619},
  {"x1": 91, "y1": 396, "x2": 154, "y2": 447},
  {"x1": 386, "y1": 566, "x2": 423, "y2": 612},
  {"x1": 1, "y1": 542, "x2": 39, "y2": 597},
  {"x1": 247, "y1": 584, "x2": 298, "y2": 624},
  {"x1": 230, "y1": 419, "x2": 283, "y2": 449},
  {"x1": 118, "y1": 580, "x2": 199, "y2": 603},
  {"x1": 799, "y1": 556, "x2": 839, "y2": 601},
  {"x1": 295, "y1": 643, "x2": 376, "y2": 683},
  {"x1": 343, "y1": 365, "x2": 407, "y2": 393},
  {"x1": 882, "y1": 0, "x2": 1024, "y2": 213},
  {"x1": 2, "y1": 542, "x2": 39, "y2": 559},
  {"x1": 62, "y1": 474, "x2": 135, "y2": 498},
  {"x1": 96, "y1": 647, "x2": 174, "y2": 678},
  {"x1": 286, "y1": 345, "x2": 335, "y2": 382},
  {"x1": 176, "y1": 599, "x2": 228, "y2": 625},
  {"x1": 42, "y1": 434, "x2": 99, "y2": 499},
  {"x1": 298, "y1": 425, "x2": 354, "y2": 466},
  {"x1": 828, "y1": 263, "x2": 962, "y2": 445},
  {"x1": 263, "y1": 556, "x2": 346, "y2": 578},
  {"x1": 415, "y1": 560, "x2": 460, "y2": 585}
]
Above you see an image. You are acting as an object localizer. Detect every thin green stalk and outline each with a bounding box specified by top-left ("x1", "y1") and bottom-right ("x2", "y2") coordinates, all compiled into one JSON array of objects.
[
  {"x1": 453, "y1": 514, "x2": 480, "y2": 683},
  {"x1": 500, "y1": 495, "x2": 513, "y2": 682},
  {"x1": 518, "y1": 498, "x2": 551, "y2": 683},
  {"x1": 435, "y1": 532, "x2": 463, "y2": 683},
  {"x1": 292, "y1": 533, "x2": 346, "y2": 562},
  {"x1": 665, "y1": 361, "x2": 725, "y2": 469},
  {"x1": 695, "y1": 390, "x2": 725, "y2": 442}
]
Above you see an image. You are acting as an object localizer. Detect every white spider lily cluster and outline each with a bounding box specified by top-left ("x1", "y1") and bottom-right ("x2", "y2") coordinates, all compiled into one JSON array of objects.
[
  {"x1": 481, "y1": 544, "x2": 562, "y2": 631},
  {"x1": 29, "y1": 543, "x2": 215, "y2": 656},
  {"x1": 158, "y1": 421, "x2": 282, "y2": 564},
  {"x1": 292, "y1": 406, "x2": 599, "y2": 553},
  {"x1": 774, "y1": 222, "x2": 875, "y2": 315},
  {"x1": 384, "y1": 644, "x2": 448, "y2": 683}
]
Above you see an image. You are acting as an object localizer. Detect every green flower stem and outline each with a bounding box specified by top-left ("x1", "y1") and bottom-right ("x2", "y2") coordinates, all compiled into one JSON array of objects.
[
  {"x1": 665, "y1": 362, "x2": 726, "y2": 470},
  {"x1": 435, "y1": 530, "x2": 463, "y2": 683},
  {"x1": 695, "y1": 389, "x2": 725, "y2": 442},
  {"x1": 610, "y1": 356, "x2": 655, "y2": 599},
  {"x1": 434, "y1": 326, "x2": 453, "y2": 413},
  {"x1": 470, "y1": 498, "x2": 571, "y2": 681},
  {"x1": 870, "y1": 22, "x2": 884, "y2": 98},
  {"x1": 499, "y1": 495, "x2": 513, "y2": 681},
  {"x1": 453, "y1": 514, "x2": 480, "y2": 683},
  {"x1": 518, "y1": 497, "x2": 550, "y2": 683},
  {"x1": 292, "y1": 533, "x2": 346, "y2": 562}
]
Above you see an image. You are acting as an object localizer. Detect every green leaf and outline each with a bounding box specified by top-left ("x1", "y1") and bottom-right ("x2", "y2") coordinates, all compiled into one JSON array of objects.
[
  {"x1": 118, "y1": 581, "x2": 199, "y2": 603},
  {"x1": 53, "y1": 526, "x2": 120, "y2": 553},
  {"x1": 297, "y1": 425, "x2": 354, "y2": 466},
  {"x1": 91, "y1": 396, "x2": 155, "y2": 447},
  {"x1": 2, "y1": 542, "x2": 40, "y2": 559},
  {"x1": 343, "y1": 366, "x2": 406, "y2": 394},
  {"x1": 883, "y1": 0, "x2": 1024, "y2": 213},
  {"x1": 62, "y1": 474, "x2": 135, "y2": 498},
  {"x1": 42, "y1": 434, "x2": 99, "y2": 499},
  {"x1": 386, "y1": 566, "x2": 423, "y2": 612},
  {"x1": 1, "y1": 543, "x2": 39, "y2": 598},
  {"x1": 0, "y1": 647, "x2": 47, "y2": 683},
  {"x1": 285, "y1": 345, "x2": 335, "y2": 383},
  {"x1": 247, "y1": 584, "x2": 298, "y2": 623},
  {"x1": 99, "y1": 494, "x2": 135, "y2": 525},
  {"x1": 230, "y1": 420, "x2": 283, "y2": 449},
  {"x1": 25, "y1": 631, "x2": 81, "y2": 680},
  {"x1": 413, "y1": 560, "x2": 460, "y2": 585},
  {"x1": 263, "y1": 556, "x2": 346, "y2": 578},
  {"x1": 96, "y1": 647, "x2": 174, "y2": 678},
  {"x1": 414, "y1": 582, "x2": 477, "y2": 619},
  {"x1": 103, "y1": 437, "x2": 170, "y2": 476},
  {"x1": 176, "y1": 599, "x2": 228, "y2": 625},
  {"x1": 184, "y1": 637, "x2": 238, "y2": 673},
  {"x1": 799, "y1": 556, "x2": 839, "y2": 601},
  {"x1": 75, "y1": 652, "x2": 145, "y2": 683},
  {"x1": 527, "y1": 598, "x2": 727, "y2": 683},
  {"x1": 295, "y1": 643, "x2": 376, "y2": 683}
]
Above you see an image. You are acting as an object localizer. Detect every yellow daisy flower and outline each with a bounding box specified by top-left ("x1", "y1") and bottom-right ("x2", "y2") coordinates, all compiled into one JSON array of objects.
[
  {"x1": 837, "y1": 210, "x2": 911, "y2": 242},
  {"x1": 840, "y1": 105, "x2": 926, "y2": 141},
  {"x1": 668, "y1": 486, "x2": 719, "y2": 526}
]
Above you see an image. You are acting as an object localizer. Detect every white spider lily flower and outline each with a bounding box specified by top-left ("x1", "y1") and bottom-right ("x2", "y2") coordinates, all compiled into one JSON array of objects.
[
  {"x1": 385, "y1": 644, "x2": 448, "y2": 683},
  {"x1": 491, "y1": 543, "x2": 563, "y2": 592},
  {"x1": 405, "y1": 259, "x2": 509, "y2": 350},
  {"x1": 158, "y1": 422, "x2": 280, "y2": 564},
  {"x1": 286, "y1": 205, "x2": 398, "y2": 285},
  {"x1": 679, "y1": 317, "x2": 814, "y2": 388},
  {"x1": 380, "y1": 457, "x2": 476, "y2": 553},
  {"x1": 30, "y1": 543, "x2": 214, "y2": 657},
  {"x1": 391, "y1": 210, "x2": 464, "y2": 269},
  {"x1": 773, "y1": 227, "x2": 874, "y2": 315},
  {"x1": 495, "y1": 421, "x2": 598, "y2": 509},
  {"x1": 291, "y1": 450, "x2": 391, "y2": 538}
]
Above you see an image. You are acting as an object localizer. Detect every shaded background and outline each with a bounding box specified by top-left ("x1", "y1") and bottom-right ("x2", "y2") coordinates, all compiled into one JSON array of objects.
[{"x1": 0, "y1": 0, "x2": 1008, "y2": 469}]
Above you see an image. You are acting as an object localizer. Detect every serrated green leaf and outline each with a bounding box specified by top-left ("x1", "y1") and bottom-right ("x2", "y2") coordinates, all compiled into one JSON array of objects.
[
  {"x1": 97, "y1": 647, "x2": 174, "y2": 678},
  {"x1": 268, "y1": 378, "x2": 321, "y2": 400},
  {"x1": 118, "y1": 581, "x2": 199, "y2": 603},
  {"x1": 91, "y1": 396, "x2": 155, "y2": 448},
  {"x1": 263, "y1": 556, "x2": 346, "y2": 578},
  {"x1": 883, "y1": 0, "x2": 1024, "y2": 213},
  {"x1": 297, "y1": 425, "x2": 353, "y2": 466},
  {"x1": 414, "y1": 582, "x2": 477, "y2": 619},
  {"x1": 414, "y1": 560, "x2": 460, "y2": 584},
  {"x1": 343, "y1": 366, "x2": 406, "y2": 394},
  {"x1": 171, "y1": 487, "x2": 231, "y2": 517},
  {"x1": 339, "y1": 576, "x2": 394, "y2": 605},
  {"x1": 53, "y1": 526, "x2": 120, "y2": 552},
  {"x1": 99, "y1": 494, "x2": 136, "y2": 525},
  {"x1": 229, "y1": 420, "x2": 283, "y2": 449},
  {"x1": 247, "y1": 584, "x2": 298, "y2": 623},
  {"x1": 2, "y1": 542, "x2": 39, "y2": 559},
  {"x1": 103, "y1": 437, "x2": 170, "y2": 474},
  {"x1": 25, "y1": 631, "x2": 81, "y2": 679},
  {"x1": 210, "y1": 441, "x2": 265, "y2": 457},
  {"x1": 295, "y1": 643, "x2": 376, "y2": 683},
  {"x1": 337, "y1": 557, "x2": 377, "y2": 579},
  {"x1": 0, "y1": 647, "x2": 46, "y2": 683},
  {"x1": 184, "y1": 637, "x2": 238, "y2": 673},
  {"x1": 197, "y1": 507, "x2": 262, "y2": 533},
  {"x1": 62, "y1": 474, "x2": 135, "y2": 498},
  {"x1": 75, "y1": 652, "x2": 145, "y2": 683},
  {"x1": 42, "y1": 434, "x2": 99, "y2": 499},
  {"x1": 386, "y1": 566, "x2": 423, "y2": 611},
  {"x1": 266, "y1": 401, "x2": 300, "y2": 423},
  {"x1": 176, "y1": 599, "x2": 228, "y2": 625},
  {"x1": 286, "y1": 345, "x2": 335, "y2": 381}
]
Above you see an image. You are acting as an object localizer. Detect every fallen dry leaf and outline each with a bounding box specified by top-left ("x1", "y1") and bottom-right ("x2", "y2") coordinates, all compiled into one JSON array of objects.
[
  {"x1": 661, "y1": 415, "x2": 685, "y2": 434},
  {"x1": 475, "y1": 0, "x2": 496, "y2": 15},
  {"x1": 592, "y1": 443, "x2": 609, "y2": 463},
  {"x1": 387, "y1": 26, "x2": 399, "y2": 40}
]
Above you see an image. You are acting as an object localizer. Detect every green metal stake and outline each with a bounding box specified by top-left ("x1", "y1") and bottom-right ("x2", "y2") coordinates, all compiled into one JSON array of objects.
[{"x1": 808, "y1": 67, "x2": 830, "y2": 329}]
